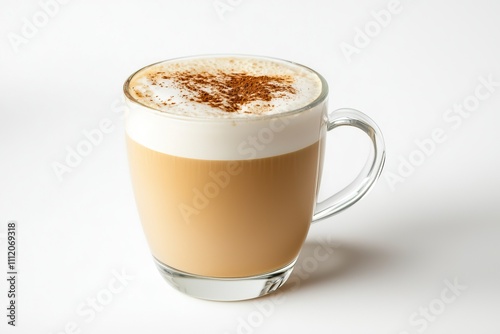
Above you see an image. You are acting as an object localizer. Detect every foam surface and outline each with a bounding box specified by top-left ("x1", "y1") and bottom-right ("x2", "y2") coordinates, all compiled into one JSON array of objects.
[{"x1": 126, "y1": 56, "x2": 322, "y2": 118}]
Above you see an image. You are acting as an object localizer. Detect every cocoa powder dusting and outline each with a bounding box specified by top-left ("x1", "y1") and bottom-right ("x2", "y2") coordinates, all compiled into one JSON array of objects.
[{"x1": 151, "y1": 71, "x2": 296, "y2": 113}]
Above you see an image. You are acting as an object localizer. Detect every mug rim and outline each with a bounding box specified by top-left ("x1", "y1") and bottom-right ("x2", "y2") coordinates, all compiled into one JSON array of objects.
[{"x1": 123, "y1": 54, "x2": 329, "y2": 122}]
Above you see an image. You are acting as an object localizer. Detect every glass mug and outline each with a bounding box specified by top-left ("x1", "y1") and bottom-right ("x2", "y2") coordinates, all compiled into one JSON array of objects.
[{"x1": 123, "y1": 55, "x2": 385, "y2": 301}]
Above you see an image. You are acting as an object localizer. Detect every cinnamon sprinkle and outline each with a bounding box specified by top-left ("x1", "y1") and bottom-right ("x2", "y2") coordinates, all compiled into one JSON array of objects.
[{"x1": 149, "y1": 71, "x2": 296, "y2": 113}]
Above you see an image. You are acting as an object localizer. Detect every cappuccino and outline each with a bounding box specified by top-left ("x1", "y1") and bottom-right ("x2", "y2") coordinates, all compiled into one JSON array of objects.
[
  {"x1": 125, "y1": 55, "x2": 326, "y2": 278},
  {"x1": 123, "y1": 55, "x2": 386, "y2": 300}
]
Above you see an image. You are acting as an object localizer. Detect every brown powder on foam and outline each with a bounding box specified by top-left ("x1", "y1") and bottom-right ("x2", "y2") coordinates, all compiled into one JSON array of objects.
[{"x1": 151, "y1": 71, "x2": 296, "y2": 113}]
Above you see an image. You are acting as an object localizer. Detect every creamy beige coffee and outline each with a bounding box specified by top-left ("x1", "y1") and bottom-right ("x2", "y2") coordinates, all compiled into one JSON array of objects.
[
  {"x1": 127, "y1": 137, "x2": 320, "y2": 277},
  {"x1": 125, "y1": 56, "x2": 325, "y2": 278}
]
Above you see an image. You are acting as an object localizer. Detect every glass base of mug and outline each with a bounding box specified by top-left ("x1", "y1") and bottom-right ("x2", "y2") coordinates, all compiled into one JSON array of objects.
[{"x1": 153, "y1": 257, "x2": 296, "y2": 301}]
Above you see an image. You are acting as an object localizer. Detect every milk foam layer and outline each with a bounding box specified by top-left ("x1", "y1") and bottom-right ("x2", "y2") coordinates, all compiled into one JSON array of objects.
[
  {"x1": 124, "y1": 56, "x2": 328, "y2": 160},
  {"x1": 126, "y1": 56, "x2": 323, "y2": 118}
]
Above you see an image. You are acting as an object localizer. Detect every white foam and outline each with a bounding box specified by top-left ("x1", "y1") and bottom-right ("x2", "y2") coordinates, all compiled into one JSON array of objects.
[
  {"x1": 126, "y1": 56, "x2": 322, "y2": 118},
  {"x1": 124, "y1": 56, "x2": 327, "y2": 160}
]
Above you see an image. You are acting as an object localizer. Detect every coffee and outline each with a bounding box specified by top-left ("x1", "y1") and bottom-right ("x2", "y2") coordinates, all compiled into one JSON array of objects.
[
  {"x1": 125, "y1": 55, "x2": 326, "y2": 278},
  {"x1": 127, "y1": 136, "x2": 320, "y2": 277},
  {"x1": 124, "y1": 55, "x2": 386, "y2": 300}
]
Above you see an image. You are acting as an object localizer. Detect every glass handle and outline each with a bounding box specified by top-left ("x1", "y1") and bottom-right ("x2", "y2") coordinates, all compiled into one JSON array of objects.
[{"x1": 312, "y1": 108, "x2": 386, "y2": 223}]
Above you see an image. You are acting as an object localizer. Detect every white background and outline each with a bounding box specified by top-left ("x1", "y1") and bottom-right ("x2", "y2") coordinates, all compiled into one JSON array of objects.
[{"x1": 1, "y1": 0, "x2": 500, "y2": 333}]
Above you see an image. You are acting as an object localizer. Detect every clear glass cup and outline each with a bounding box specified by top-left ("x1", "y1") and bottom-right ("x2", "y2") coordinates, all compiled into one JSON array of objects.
[{"x1": 123, "y1": 55, "x2": 385, "y2": 301}]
